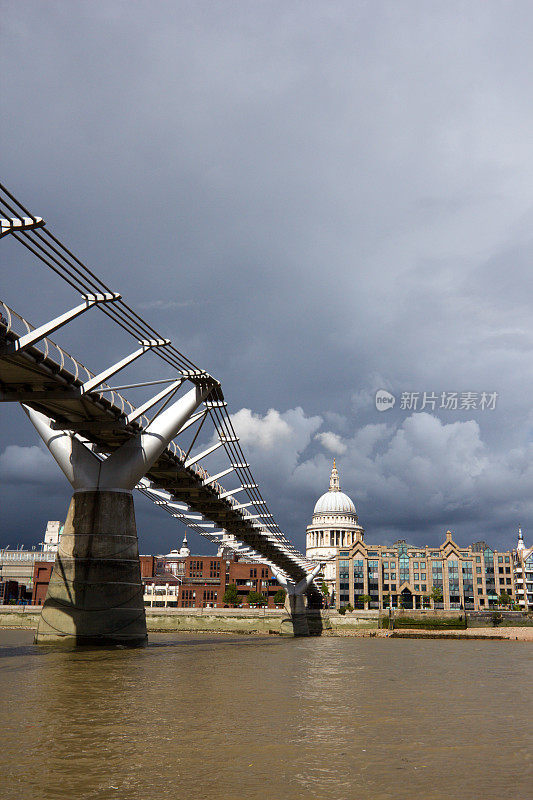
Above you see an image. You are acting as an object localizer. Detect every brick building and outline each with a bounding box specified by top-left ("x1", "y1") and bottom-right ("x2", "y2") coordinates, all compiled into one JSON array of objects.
[
  {"x1": 32, "y1": 562, "x2": 54, "y2": 605},
  {"x1": 142, "y1": 540, "x2": 282, "y2": 608}
]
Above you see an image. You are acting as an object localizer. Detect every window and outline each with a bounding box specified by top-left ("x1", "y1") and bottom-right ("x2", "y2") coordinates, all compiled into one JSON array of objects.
[
  {"x1": 250, "y1": 568, "x2": 257, "y2": 578},
  {"x1": 209, "y1": 560, "x2": 220, "y2": 578},
  {"x1": 190, "y1": 560, "x2": 203, "y2": 577}
]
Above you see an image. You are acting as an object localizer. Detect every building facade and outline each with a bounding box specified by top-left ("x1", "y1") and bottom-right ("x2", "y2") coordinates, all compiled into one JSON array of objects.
[
  {"x1": 140, "y1": 538, "x2": 282, "y2": 608},
  {"x1": 305, "y1": 460, "x2": 364, "y2": 599},
  {"x1": 335, "y1": 530, "x2": 516, "y2": 610},
  {"x1": 514, "y1": 528, "x2": 533, "y2": 610}
]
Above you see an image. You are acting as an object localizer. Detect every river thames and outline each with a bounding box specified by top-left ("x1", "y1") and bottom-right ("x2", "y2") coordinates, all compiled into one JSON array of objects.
[{"x1": 0, "y1": 630, "x2": 531, "y2": 800}]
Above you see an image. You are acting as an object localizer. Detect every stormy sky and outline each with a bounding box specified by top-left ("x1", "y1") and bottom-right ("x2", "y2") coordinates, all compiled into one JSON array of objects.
[{"x1": 1, "y1": 1, "x2": 533, "y2": 556}]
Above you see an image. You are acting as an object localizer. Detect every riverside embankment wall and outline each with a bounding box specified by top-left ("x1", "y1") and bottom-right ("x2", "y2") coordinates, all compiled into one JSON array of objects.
[{"x1": 1, "y1": 606, "x2": 532, "y2": 635}]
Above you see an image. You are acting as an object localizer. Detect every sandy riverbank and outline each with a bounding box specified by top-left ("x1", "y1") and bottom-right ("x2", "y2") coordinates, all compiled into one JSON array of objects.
[{"x1": 333, "y1": 626, "x2": 533, "y2": 640}]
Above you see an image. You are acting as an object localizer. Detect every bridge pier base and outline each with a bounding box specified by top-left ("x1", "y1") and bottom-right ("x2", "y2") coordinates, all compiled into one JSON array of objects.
[
  {"x1": 273, "y1": 562, "x2": 324, "y2": 637},
  {"x1": 280, "y1": 594, "x2": 311, "y2": 636},
  {"x1": 36, "y1": 490, "x2": 147, "y2": 647}
]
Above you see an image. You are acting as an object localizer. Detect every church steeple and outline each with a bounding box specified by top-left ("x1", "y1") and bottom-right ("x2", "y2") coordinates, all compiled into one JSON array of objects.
[
  {"x1": 517, "y1": 526, "x2": 525, "y2": 552},
  {"x1": 179, "y1": 532, "x2": 191, "y2": 557},
  {"x1": 329, "y1": 459, "x2": 340, "y2": 492}
]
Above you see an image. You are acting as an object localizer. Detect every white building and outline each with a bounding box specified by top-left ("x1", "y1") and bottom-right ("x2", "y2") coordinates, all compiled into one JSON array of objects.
[
  {"x1": 41, "y1": 521, "x2": 62, "y2": 554},
  {"x1": 305, "y1": 460, "x2": 364, "y2": 601},
  {"x1": 514, "y1": 527, "x2": 533, "y2": 610}
]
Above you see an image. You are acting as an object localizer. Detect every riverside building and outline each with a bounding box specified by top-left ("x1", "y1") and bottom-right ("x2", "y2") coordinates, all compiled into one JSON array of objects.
[
  {"x1": 514, "y1": 528, "x2": 533, "y2": 610},
  {"x1": 306, "y1": 461, "x2": 518, "y2": 610},
  {"x1": 142, "y1": 540, "x2": 280, "y2": 608}
]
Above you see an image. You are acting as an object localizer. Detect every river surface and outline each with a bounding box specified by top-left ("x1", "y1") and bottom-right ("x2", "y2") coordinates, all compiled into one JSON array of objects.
[{"x1": 0, "y1": 630, "x2": 531, "y2": 800}]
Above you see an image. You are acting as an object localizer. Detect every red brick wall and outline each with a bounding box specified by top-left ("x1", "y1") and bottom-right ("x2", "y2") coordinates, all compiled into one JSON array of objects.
[
  {"x1": 140, "y1": 555, "x2": 156, "y2": 578},
  {"x1": 32, "y1": 563, "x2": 54, "y2": 605}
]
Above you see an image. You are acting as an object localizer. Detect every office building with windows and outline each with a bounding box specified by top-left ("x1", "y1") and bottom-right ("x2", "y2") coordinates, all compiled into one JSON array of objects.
[{"x1": 335, "y1": 530, "x2": 516, "y2": 610}]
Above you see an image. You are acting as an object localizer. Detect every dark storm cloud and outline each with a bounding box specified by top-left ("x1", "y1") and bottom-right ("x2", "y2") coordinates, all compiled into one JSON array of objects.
[{"x1": 2, "y1": 1, "x2": 533, "y2": 554}]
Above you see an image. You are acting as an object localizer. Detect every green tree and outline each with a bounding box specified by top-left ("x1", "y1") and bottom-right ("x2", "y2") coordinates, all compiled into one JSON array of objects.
[
  {"x1": 346, "y1": 603, "x2": 354, "y2": 612},
  {"x1": 357, "y1": 594, "x2": 371, "y2": 608},
  {"x1": 273, "y1": 588, "x2": 286, "y2": 606},
  {"x1": 223, "y1": 584, "x2": 239, "y2": 607},
  {"x1": 382, "y1": 593, "x2": 390, "y2": 608},
  {"x1": 498, "y1": 592, "x2": 512, "y2": 608},
  {"x1": 247, "y1": 591, "x2": 267, "y2": 606},
  {"x1": 338, "y1": 605, "x2": 347, "y2": 615},
  {"x1": 431, "y1": 586, "x2": 443, "y2": 604}
]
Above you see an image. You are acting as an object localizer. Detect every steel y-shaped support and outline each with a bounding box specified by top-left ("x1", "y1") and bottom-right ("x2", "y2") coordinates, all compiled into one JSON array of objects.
[{"x1": 23, "y1": 381, "x2": 212, "y2": 647}]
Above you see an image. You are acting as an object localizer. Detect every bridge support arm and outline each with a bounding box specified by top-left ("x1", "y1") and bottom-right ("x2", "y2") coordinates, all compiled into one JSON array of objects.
[
  {"x1": 22, "y1": 406, "x2": 101, "y2": 490},
  {"x1": 81, "y1": 339, "x2": 169, "y2": 395},
  {"x1": 3, "y1": 293, "x2": 120, "y2": 355},
  {"x1": 101, "y1": 383, "x2": 213, "y2": 490}
]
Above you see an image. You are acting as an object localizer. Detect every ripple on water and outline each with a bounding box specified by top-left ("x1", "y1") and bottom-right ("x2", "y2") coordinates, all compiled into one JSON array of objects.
[{"x1": 0, "y1": 630, "x2": 531, "y2": 800}]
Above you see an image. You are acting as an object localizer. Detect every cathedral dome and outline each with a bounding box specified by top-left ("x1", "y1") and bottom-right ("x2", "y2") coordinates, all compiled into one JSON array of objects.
[
  {"x1": 314, "y1": 490, "x2": 356, "y2": 515},
  {"x1": 313, "y1": 460, "x2": 357, "y2": 516}
]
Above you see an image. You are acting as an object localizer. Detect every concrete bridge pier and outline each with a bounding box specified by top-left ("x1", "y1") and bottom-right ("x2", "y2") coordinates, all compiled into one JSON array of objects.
[
  {"x1": 37, "y1": 489, "x2": 146, "y2": 646},
  {"x1": 272, "y1": 563, "x2": 323, "y2": 637},
  {"x1": 24, "y1": 382, "x2": 211, "y2": 647}
]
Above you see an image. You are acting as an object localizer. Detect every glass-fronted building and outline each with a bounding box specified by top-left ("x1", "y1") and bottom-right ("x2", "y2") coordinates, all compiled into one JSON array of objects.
[{"x1": 335, "y1": 530, "x2": 516, "y2": 610}]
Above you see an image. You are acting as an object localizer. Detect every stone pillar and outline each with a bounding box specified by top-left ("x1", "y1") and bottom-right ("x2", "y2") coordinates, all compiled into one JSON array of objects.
[
  {"x1": 273, "y1": 562, "x2": 323, "y2": 637},
  {"x1": 280, "y1": 592, "x2": 310, "y2": 636},
  {"x1": 36, "y1": 491, "x2": 146, "y2": 646}
]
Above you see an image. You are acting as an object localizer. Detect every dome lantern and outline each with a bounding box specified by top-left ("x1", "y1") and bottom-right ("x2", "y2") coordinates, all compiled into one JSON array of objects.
[
  {"x1": 329, "y1": 458, "x2": 340, "y2": 492},
  {"x1": 312, "y1": 460, "x2": 357, "y2": 517}
]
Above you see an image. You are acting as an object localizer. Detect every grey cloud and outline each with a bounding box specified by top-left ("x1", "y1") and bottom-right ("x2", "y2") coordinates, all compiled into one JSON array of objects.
[{"x1": 1, "y1": 1, "x2": 533, "y2": 553}]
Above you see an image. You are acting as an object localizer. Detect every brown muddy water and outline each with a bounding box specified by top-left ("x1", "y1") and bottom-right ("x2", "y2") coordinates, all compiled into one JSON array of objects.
[{"x1": 0, "y1": 629, "x2": 531, "y2": 800}]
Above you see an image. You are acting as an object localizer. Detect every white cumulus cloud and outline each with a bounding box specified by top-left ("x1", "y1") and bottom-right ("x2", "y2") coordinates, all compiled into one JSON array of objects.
[{"x1": 315, "y1": 431, "x2": 347, "y2": 455}]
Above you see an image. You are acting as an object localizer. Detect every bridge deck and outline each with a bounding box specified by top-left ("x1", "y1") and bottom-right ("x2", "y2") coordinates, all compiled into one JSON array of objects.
[{"x1": 0, "y1": 315, "x2": 316, "y2": 589}]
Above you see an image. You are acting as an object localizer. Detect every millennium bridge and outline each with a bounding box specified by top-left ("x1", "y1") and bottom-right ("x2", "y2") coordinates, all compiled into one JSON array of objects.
[{"x1": 0, "y1": 183, "x2": 323, "y2": 645}]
